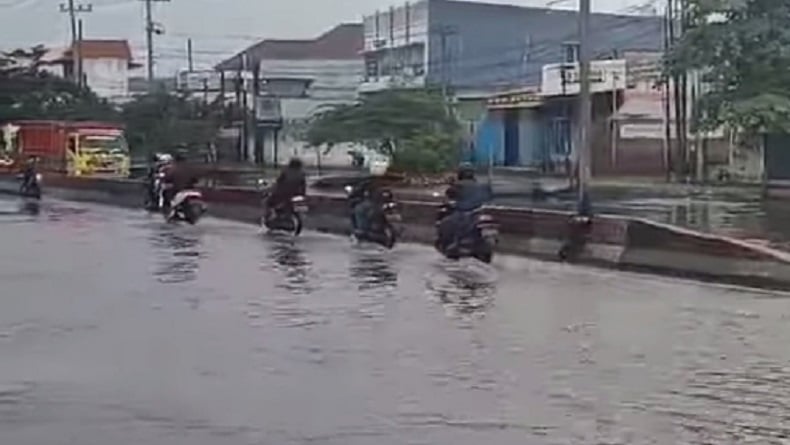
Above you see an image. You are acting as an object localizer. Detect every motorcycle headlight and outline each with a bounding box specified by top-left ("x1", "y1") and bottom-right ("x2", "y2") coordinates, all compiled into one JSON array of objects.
[
  {"x1": 35, "y1": 173, "x2": 42, "y2": 182},
  {"x1": 344, "y1": 185, "x2": 353, "y2": 195}
]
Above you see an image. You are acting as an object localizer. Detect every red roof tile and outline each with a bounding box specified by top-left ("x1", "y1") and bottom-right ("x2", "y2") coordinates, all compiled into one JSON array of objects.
[
  {"x1": 65, "y1": 40, "x2": 133, "y2": 61},
  {"x1": 216, "y1": 23, "x2": 363, "y2": 71}
]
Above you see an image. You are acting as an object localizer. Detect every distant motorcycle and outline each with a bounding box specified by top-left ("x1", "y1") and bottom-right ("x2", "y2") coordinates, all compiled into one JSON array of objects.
[
  {"x1": 261, "y1": 194, "x2": 308, "y2": 236},
  {"x1": 145, "y1": 171, "x2": 167, "y2": 211},
  {"x1": 19, "y1": 171, "x2": 42, "y2": 200},
  {"x1": 346, "y1": 184, "x2": 402, "y2": 249},
  {"x1": 435, "y1": 201, "x2": 498, "y2": 264},
  {"x1": 166, "y1": 188, "x2": 206, "y2": 224}
]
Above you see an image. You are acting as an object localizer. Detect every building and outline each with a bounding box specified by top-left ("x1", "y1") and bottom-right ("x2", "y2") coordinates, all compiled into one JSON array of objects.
[
  {"x1": 359, "y1": 0, "x2": 662, "y2": 94},
  {"x1": 43, "y1": 40, "x2": 140, "y2": 103},
  {"x1": 215, "y1": 24, "x2": 369, "y2": 166}
]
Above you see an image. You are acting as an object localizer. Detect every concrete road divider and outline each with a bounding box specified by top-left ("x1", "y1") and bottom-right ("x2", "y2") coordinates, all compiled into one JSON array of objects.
[{"x1": 4, "y1": 174, "x2": 790, "y2": 291}]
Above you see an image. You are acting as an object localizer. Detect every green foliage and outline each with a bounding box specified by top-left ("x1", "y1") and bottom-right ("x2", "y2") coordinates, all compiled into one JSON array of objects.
[
  {"x1": 0, "y1": 46, "x2": 118, "y2": 122},
  {"x1": 121, "y1": 90, "x2": 223, "y2": 156},
  {"x1": 666, "y1": 0, "x2": 790, "y2": 134},
  {"x1": 306, "y1": 88, "x2": 461, "y2": 172},
  {"x1": 391, "y1": 131, "x2": 458, "y2": 173}
]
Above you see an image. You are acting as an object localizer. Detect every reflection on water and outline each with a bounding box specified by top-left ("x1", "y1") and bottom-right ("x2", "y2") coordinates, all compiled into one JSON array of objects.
[
  {"x1": 349, "y1": 249, "x2": 398, "y2": 293},
  {"x1": 149, "y1": 228, "x2": 204, "y2": 284},
  {"x1": 427, "y1": 262, "x2": 497, "y2": 318},
  {"x1": 268, "y1": 238, "x2": 313, "y2": 295}
]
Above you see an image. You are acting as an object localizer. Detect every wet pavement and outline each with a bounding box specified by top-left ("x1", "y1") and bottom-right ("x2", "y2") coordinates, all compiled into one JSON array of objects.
[{"x1": 2, "y1": 196, "x2": 790, "y2": 444}]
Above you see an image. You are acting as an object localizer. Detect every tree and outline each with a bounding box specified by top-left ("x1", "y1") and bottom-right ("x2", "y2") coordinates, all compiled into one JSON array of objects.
[
  {"x1": 666, "y1": 0, "x2": 790, "y2": 135},
  {"x1": 121, "y1": 90, "x2": 224, "y2": 157},
  {"x1": 0, "y1": 46, "x2": 118, "y2": 122},
  {"x1": 306, "y1": 88, "x2": 461, "y2": 173}
]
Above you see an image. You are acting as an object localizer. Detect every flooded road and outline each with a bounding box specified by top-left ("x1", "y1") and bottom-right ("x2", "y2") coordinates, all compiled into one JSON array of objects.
[{"x1": 2, "y1": 196, "x2": 790, "y2": 444}]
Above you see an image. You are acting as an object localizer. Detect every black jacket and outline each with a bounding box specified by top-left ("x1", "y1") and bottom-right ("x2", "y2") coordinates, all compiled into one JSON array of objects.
[{"x1": 270, "y1": 168, "x2": 306, "y2": 204}]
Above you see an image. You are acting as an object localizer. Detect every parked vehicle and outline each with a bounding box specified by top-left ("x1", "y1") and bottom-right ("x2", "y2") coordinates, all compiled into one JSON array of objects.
[
  {"x1": 435, "y1": 201, "x2": 498, "y2": 263},
  {"x1": 261, "y1": 194, "x2": 308, "y2": 236},
  {"x1": 166, "y1": 189, "x2": 206, "y2": 224},
  {"x1": 346, "y1": 184, "x2": 401, "y2": 249},
  {"x1": 7, "y1": 120, "x2": 130, "y2": 178}
]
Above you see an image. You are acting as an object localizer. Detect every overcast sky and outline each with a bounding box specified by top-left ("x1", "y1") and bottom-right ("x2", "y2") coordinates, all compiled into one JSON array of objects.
[{"x1": 1, "y1": 0, "x2": 645, "y2": 75}]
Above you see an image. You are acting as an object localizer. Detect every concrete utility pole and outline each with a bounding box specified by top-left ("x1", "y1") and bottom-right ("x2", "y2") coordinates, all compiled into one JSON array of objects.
[
  {"x1": 432, "y1": 24, "x2": 457, "y2": 101},
  {"x1": 59, "y1": 0, "x2": 92, "y2": 83},
  {"x1": 143, "y1": 0, "x2": 170, "y2": 85},
  {"x1": 186, "y1": 38, "x2": 194, "y2": 72},
  {"x1": 577, "y1": 0, "x2": 592, "y2": 214},
  {"x1": 77, "y1": 19, "x2": 84, "y2": 88}
]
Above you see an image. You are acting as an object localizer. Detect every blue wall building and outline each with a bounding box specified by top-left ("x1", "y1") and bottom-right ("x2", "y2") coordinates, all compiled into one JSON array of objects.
[{"x1": 360, "y1": 0, "x2": 664, "y2": 168}]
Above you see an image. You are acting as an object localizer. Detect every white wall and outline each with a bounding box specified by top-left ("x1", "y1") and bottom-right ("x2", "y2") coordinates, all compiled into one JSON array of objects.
[
  {"x1": 257, "y1": 58, "x2": 372, "y2": 167},
  {"x1": 82, "y1": 58, "x2": 129, "y2": 102}
]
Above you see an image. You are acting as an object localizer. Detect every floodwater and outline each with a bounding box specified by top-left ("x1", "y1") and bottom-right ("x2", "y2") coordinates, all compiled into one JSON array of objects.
[
  {"x1": 499, "y1": 184, "x2": 790, "y2": 251},
  {"x1": 2, "y1": 196, "x2": 790, "y2": 444}
]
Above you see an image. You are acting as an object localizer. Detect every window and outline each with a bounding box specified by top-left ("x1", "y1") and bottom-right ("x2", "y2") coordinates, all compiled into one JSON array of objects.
[{"x1": 563, "y1": 43, "x2": 579, "y2": 64}]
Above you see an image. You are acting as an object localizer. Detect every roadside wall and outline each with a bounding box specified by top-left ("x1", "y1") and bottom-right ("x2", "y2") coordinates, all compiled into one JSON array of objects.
[{"x1": 8, "y1": 175, "x2": 790, "y2": 291}]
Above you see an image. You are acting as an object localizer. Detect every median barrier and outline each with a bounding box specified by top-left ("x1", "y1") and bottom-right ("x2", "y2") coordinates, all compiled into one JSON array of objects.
[{"x1": 5, "y1": 174, "x2": 790, "y2": 290}]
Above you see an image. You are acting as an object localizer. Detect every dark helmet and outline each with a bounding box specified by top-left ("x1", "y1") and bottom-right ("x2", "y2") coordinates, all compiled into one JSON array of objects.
[
  {"x1": 457, "y1": 163, "x2": 475, "y2": 180},
  {"x1": 288, "y1": 157, "x2": 303, "y2": 169},
  {"x1": 150, "y1": 153, "x2": 159, "y2": 163}
]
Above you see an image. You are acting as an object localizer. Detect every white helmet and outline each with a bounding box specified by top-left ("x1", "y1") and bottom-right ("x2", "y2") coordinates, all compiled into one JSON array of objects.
[{"x1": 157, "y1": 153, "x2": 173, "y2": 163}]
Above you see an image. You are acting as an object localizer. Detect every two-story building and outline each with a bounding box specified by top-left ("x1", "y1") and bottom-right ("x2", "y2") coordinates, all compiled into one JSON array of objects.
[
  {"x1": 215, "y1": 24, "x2": 369, "y2": 166},
  {"x1": 360, "y1": 0, "x2": 663, "y2": 170},
  {"x1": 44, "y1": 40, "x2": 139, "y2": 104}
]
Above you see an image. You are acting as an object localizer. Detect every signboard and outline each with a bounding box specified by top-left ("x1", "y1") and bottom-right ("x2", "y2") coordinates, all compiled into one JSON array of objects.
[
  {"x1": 255, "y1": 96, "x2": 282, "y2": 123},
  {"x1": 620, "y1": 122, "x2": 665, "y2": 139},
  {"x1": 620, "y1": 122, "x2": 726, "y2": 139},
  {"x1": 261, "y1": 78, "x2": 312, "y2": 98},
  {"x1": 541, "y1": 59, "x2": 627, "y2": 96},
  {"x1": 177, "y1": 70, "x2": 223, "y2": 92}
]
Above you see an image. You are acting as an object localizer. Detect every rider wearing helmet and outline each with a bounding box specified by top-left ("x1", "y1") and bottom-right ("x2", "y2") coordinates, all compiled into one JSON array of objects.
[
  {"x1": 350, "y1": 162, "x2": 390, "y2": 236},
  {"x1": 267, "y1": 157, "x2": 307, "y2": 216},
  {"x1": 438, "y1": 163, "x2": 492, "y2": 248}
]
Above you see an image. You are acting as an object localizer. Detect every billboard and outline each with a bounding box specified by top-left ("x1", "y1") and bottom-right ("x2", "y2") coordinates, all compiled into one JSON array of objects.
[{"x1": 541, "y1": 59, "x2": 627, "y2": 96}]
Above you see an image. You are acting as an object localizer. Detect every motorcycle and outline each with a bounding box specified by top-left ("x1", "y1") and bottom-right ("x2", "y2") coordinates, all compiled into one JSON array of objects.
[
  {"x1": 345, "y1": 184, "x2": 402, "y2": 249},
  {"x1": 435, "y1": 201, "x2": 498, "y2": 264},
  {"x1": 166, "y1": 188, "x2": 206, "y2": 224},
  {"x1": 18, "y1": 171, "x2": 42, "y2": 200},
  {"x1": 261, "y1": 194, "x2": 308, "y2": 236},
  {"x1": 145, "y1": 171, "x2": 167, "y2": 211}
]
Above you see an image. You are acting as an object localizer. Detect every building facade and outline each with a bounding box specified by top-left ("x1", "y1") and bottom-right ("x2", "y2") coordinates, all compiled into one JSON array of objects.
[
  {"x1": 216, "y1": 24, "x2": 370, "y2": 166},
  {"x1": 360, "y1": 0, "x2": 662, "y2": 94},
  {"x1": 44, "y1": 40, "x2": 139, "y2": 103}
]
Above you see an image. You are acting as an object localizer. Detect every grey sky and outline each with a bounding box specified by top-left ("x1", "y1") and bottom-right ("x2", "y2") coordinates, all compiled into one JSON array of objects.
[{"x1": 1, "y1": 0, "x2": 641, "y2": 74}]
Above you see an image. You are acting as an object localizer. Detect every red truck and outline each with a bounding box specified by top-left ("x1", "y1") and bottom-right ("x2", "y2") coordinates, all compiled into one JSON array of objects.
[{"x1": 1, "y1": 120, "x2": 130, "y2": 177}]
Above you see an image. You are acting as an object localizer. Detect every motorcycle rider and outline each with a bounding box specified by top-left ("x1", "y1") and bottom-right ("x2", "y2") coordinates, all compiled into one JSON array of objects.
[
  {"x1": 162, "y1": 152, "x2": 197, "y2": 209},
  {"x1": 145, "y1": 153, "x2": 171, "y2": 208},
  {"x1": 21, "y1": 156, "x2": 38, "y2": 183},
  {"x1": 265, "y1": 157, "x2": 307, "y2": 219},
  {"x1": 350, "y1": 168, "x2": 390, "y2": 236},
  {"x1": 437, "y1": 163, "x2": 492, "y2": 249},
  {"x1": 20, "y1": 155, "x2": 40, "y2": 196}
]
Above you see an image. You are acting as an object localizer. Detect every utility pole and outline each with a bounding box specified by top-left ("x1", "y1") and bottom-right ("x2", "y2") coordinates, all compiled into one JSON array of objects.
[
  {"x1": 59, "y1": 0, "x2": 92, "y2": 83},
  {"x1": 187, "y1": 38, "x2": 194, "y2": 72},
  {"x1": 433, "y1": 24, "x2": 457, "y2": 101},
  {"x1": 143, "y1": 0, "x2": 171, "y2": 85},
  {"x1": 577, "y1": 0, "x2": 592, "y2": 215},
  {"x1": 77, "y1": 19, "x2": 84, "y2": 88}
]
